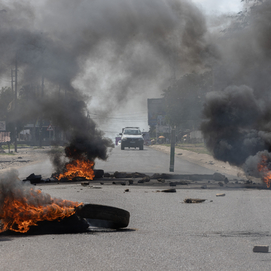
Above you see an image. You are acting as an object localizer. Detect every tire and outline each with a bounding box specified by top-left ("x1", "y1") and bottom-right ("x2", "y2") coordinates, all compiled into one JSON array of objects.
[
  {"x1": 139, "y1": 144, "x2": 144, "y2": 150},
  {"x1": 76, "y1": 204, "x2": 130, "y2": 229},
  {"x1": 121, "y1": 144, "x2": 124, "y2": 150}
]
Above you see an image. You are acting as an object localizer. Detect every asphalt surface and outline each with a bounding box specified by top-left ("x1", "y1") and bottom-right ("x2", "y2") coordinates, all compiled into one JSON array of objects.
[
  {"x1": 95, "y1": 145, "x2": 235, "y2": 177},
  {"x1": 0, "y1": 145, "x2": 271, "y2": 270},
  {"x1": 14, "y1": 145, "x2": 229, "y2": 179}
]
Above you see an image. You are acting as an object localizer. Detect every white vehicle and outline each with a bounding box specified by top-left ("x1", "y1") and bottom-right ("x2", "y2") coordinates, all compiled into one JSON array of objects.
[{"x1": 120, "y1": 127, "x2": 144, "y2": 150}]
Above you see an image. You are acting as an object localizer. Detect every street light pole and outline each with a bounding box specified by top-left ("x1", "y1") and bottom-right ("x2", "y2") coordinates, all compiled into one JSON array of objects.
[
  {"x1": 14, "y1": 57, "x2": 18, "y2": 152},
  {"x1": 169, "y1": 126, "x2": 175, "y2": 172}
]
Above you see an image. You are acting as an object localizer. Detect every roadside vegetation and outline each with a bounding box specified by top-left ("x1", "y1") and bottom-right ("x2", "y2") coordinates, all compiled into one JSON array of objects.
[
  {"x1": 0, "y1": 143, "x2": 30, "y2": 155},
  {"x1": 163, "y1": 142, "x2": 211, "y2": 155}
]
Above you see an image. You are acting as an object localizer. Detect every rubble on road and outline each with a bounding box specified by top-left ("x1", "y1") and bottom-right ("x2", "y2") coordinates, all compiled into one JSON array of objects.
[
  {"x1": 216, "y1": 193, "x2": 225, "y2": 197},
  {"x1": 253, "y1": 246, "x2": 269, "y2": 253},
  {"x1": 160, "y1": 188, "x2": 176, "y2": 193},
  {"x1": 184, "y1": 198, "x2": 206, "y2": 203}
]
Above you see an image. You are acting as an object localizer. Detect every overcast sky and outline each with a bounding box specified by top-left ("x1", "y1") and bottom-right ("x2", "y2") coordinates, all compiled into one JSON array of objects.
[{"x1": 191, "y1": 0, "x2": 243, "y2": 14}]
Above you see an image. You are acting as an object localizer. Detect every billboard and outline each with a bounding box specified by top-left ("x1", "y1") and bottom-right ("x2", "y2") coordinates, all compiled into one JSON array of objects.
[
  {"x1": 0, "y1": 121, "x2": 6, "y2": 131},
  {"x1": 147, "y1": 98, "x2": 166, "y2": 127}
]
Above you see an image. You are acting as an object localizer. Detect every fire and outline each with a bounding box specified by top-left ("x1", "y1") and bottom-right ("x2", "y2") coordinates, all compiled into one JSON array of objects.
[
  {"x1": 0, "y1": 188, "x2": 82, "y2": 233},
  {"x1": 257, "y1": 155, "x2": 271, "y2": 188},
  {"x1": 57, "y1": 159, "x2": 94, "y2": 181}
]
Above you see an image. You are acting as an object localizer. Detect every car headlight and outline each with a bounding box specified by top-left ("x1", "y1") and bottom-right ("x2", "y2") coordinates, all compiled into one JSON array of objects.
[{"x1": 122, "y1": 137, "x2": 127, "y2": 141}]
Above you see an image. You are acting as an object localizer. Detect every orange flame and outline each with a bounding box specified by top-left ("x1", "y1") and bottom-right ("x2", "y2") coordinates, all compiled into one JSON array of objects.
[
  {"x1": 257, "y1": 155, "x2": 271, "y2": 188},
  {"x1": 0, "y1": 188, "x2": 82, "y2": 233},
  {"x1": 57, "y1": 159, "x2": 94, "y2": 181}
]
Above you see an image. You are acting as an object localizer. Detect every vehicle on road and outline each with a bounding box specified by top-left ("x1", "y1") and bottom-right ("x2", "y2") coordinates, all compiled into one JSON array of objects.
[{"x1": 120, "y1": 127, "x2": 144, "y2": 150}]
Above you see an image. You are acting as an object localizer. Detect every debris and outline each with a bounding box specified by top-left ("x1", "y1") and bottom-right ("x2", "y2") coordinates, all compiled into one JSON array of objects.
[
  {"x1": 142, "y1": 176, "x2": 150, "y2": 182},
  {"x1": 81, "y1": 182, "x2": 89, "y2": 186},
  {"x1": 113, "y1": 171, "x2": 148, "y2": 178},
  {"x1": 114, "y1": 171, "x2": 130, "y2": 178},
  {"x1": 121, "y1": 182, "x2": 126, "y2": 186},
  {"x1": 216, "y1": 193, "x2": 225, "y2": 197},
  {"x1": 218, "y1": 182, "x2": 224, "y2": 187},
  {"x1": 178, "y1": 181, "x2": 190, "y2": 185},
  {"x1": 201, "y1": 185, "x2": 207, "y2": 189},
  {"x1": 161, "y1": 188, "x2": 176, "y2": 193},
  {"x1": 184, "y1": 198, "x2": 206, "y2": 203},
  {"x1": 128, "y1": 180, "x2": 133, "y2": 185},
  {"x1": 253, "y1": 246, "x2": 269, "y2": 253},
  {"x1": 213, "y1": 172, "x2": 227, "y2": 182},
  {"x1": 169, "y1": 182, "x2": 177, "y2": 186},
  {"x1": 94, "y1": 169, "x2": 104, "y2": 179},
  {"x1": 124, "y1": 189, "x2": 129, "y2": 192},
  {"x1": 157, "y1": 178, "x2": 165, "y2": 183},
  {"x1": 23, "y1": 173, "x2": 42, "y2": 184},
  {"x1": 151, "y1": 173, "x2": 171, "y2": 179},
  {"x1": 138, "y1": 176, "x2": 150, "y2": 183}
]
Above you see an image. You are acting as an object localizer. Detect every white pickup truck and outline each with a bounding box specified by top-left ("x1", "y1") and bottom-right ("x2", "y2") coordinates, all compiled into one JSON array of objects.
[{"x1": 119, "y1": 127, "x2": 144, "y2": 150}]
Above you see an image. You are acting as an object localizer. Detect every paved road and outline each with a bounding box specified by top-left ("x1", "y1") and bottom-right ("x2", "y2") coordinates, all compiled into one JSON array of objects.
[
  {"x1": 16, "y1": 145, "x2": 220, "y2": 179},
  {"x1": 2, "y1": 146, "x2": 271, "y2": 270},
  {"x1": 95, "y1": 145, "x2": 222, "y2": 175},
  {"x1": 1, "y1": 183, "x2": 271, "y2": 271}
]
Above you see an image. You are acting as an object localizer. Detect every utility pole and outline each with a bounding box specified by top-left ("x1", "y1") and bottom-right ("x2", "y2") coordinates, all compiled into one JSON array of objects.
[
  {"x1": 14, "y1": 58, "x2": 18, "y2": 152},
  {"x1": 169, "y1": 126, "x2": 175, "y2": 172},
  {"x1": 39, "y1": 75, "x2": 44, "y2": 148},
  {"x1": 11, "y1": 69, "x2": 14, "y2": 95}
]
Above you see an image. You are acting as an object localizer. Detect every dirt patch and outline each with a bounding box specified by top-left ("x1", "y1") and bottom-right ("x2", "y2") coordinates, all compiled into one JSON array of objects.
[{"x1": 0, "y1": 147, "x2": 51, "y2": 173}]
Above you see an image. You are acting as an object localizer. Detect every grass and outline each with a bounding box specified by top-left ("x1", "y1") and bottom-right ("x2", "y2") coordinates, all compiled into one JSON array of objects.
[
  {"x1": 1, "y1": 144, "x2": 30, "y2": 150},
  {"x1": 0, "y1": 143, "x2": 32, "y2": 155},
  {"x1": 0, "y1": 152, "x2": 15, "y2": 156},
  {"x1": 163, "y1": 142, "x2": 211, "y2": 155}
]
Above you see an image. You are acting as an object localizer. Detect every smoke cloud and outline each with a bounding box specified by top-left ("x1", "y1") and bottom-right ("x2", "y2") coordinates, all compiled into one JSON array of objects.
[
  {"x1": 201, "y1": 1, "x2": 271, "y2": 181},
  {"x1": 0, "y1": 0, "x2": 219, "y2": 171}
]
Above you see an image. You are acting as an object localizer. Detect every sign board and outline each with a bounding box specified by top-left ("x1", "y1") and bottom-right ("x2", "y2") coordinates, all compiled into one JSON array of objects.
[
  {"x1": 0, "y1": 121, "x2": 6, "y2": 131},
  {"x1": 47, "y1": 124, "x2": 53, "y2": 131},
  {"x1": 147, "y1": 98, "x2": 166, "y2": 127},
  {"x1": 156, "y1": 125, "x2": 171, "y2": 133}
]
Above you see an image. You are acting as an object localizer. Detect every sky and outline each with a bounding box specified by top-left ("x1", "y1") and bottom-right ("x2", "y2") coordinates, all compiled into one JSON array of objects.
[{"x1": 191, "y1": 0, "x2": 243, "y2": 15}]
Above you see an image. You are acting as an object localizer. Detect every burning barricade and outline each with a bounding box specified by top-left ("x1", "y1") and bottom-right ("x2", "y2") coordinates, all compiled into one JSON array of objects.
[{"x1": 0, "y1": 169, "x2": 130, "y2": 234}]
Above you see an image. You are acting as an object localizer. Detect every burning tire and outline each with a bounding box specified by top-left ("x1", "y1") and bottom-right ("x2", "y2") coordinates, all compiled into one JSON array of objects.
[{"x1": 76, "y1": 204, "x2": 130, "y2": 229}]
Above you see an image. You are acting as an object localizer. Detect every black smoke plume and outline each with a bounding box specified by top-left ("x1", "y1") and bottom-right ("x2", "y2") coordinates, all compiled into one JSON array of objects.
[
  {"x1": 0, "y1": 0, "x2": 218, "y2": 171},
  {"x1": 201, "y1": 1, "x2": 271, "y2": 181}
]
